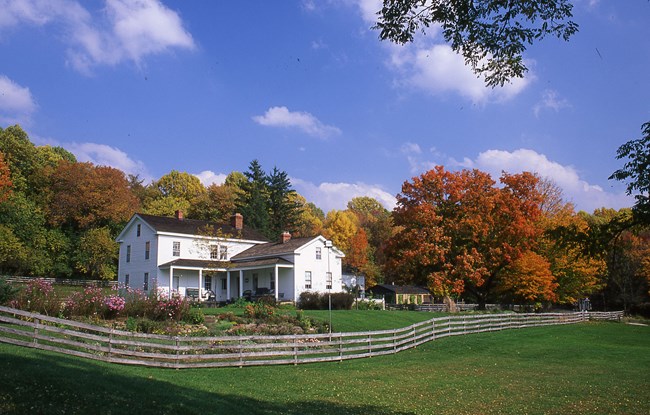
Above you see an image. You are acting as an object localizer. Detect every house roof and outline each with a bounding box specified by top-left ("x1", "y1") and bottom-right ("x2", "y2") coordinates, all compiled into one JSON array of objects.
[
  {"x1": 368, "y1": 284, "x2": 431, "y2": 295},
  {"x1": 231, "y1": 236, "x2": 319, "y2": 259},
  {"x1": 134, "y1": 213, "x2": 269, "y2": 242}
]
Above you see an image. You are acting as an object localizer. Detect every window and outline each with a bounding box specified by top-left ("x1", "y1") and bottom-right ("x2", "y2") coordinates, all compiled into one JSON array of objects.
[
  {"x1": 304, "y1": 271, "x2": 312, "y2": 289},
  {"x1": 136, "y1": 224, "x2": 141, "y2": 237},
  {"x1": 316, "y1": 247, "x2": 322, "y2": 260},
  {"x1": 126, "y1": 245, "x2": 131, "y2": 263},
  {"x1": 143, "y1": 272, "x2": 149, "y2": 291},
  {"x1": 221, "y1": 278, "x2": 227, "y2": 290},
  {"x1": 210, "y1": 245, "x2": 219, "y2": 260},
  {"x1": 145, "y1": 241, "x2": 150, "y2": 260},
  {"x1": 253, "y1": 273, "x2": 258, "y2": 290},
  {"x1": 269, "y1": 272, "x2": 275, "y2": 290},
  {"x1": 326, "y1": 272, "x2": 332, "y2": 290},
  {"x1": 172, "y1": 241, "x2": 180, "y2": 257},
  {"x1": 204, "y1": 277, "x2": 212, "y2": 291},
  {"x1": 219, "y1": 245, "x2": 228, "y2": 260},
  {"x1": 125, "y1": 274, "x2": 130, "y2": 288}
]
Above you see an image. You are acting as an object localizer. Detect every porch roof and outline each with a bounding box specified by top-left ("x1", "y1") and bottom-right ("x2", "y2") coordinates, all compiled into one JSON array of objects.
[{"x1": 159, "y1": 257, "x2": 294, "y2": 271}]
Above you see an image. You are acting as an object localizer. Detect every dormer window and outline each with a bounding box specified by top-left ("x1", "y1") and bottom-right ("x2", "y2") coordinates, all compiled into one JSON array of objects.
[
  {"x1": 219, "y1": 245, "x2": 228, "y2": 260},
  {"x1": 316, "y1": 247, "x2": 322, "y2": 260},
  {"x1": 173, "y1": 241, "x2": 181, "y2": 257},
  {"x1": 210, "y1": 245, "x2": 219, "y2": 260}
]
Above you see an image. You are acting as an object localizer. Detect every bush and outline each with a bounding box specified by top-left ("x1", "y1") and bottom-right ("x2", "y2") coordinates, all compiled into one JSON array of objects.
[
  {"x1": 298, "y1": 292, "x2": 354, "y2": 310},
  {"x1": 298, "y1": 292, "x2": 322, "y2": 309},
  {"x1": 0, "y1": 278, "x2": 18, "y2": 305},
  {"x1": 183, "y1": 308, "x2": 205, "y2": 325}
]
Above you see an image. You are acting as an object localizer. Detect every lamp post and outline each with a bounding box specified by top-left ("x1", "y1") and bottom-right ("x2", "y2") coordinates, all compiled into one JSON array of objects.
[{"x1": 326, "y1": 240, "x2": 332, "y2": 334}]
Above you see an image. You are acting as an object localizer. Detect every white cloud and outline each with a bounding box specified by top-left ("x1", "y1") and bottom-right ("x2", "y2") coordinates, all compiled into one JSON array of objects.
[
  {"x1": 451, "y1": 148, "x2": 633, "y2": 213},
  {"x1": 533, "y1": 89, "x2": 571, "y2": 117},
  {"x1": 67, "y1": 142, "x2": 152, "y2": 182},
  {"x1": 400, "y1": 142, "x2": 422, "y2": 155},
  {"x1": 0, "y1": 0, "x2": 195, "y2": 74},
  {"x1": 252, "y1": 106, "x2": 342, "y2": 139},
  {"x1": 291, "y1": 177, "x2": 396, "y2": 213},
  {"x1": 391, "y1": 44, "x2": 532, "y2": 104},
  {"x1": 194, "y1": 170, "x2": 227, "y2": 187},
  {"x1": 0, "y1": 74, "x2": 37, "y2": 123}
]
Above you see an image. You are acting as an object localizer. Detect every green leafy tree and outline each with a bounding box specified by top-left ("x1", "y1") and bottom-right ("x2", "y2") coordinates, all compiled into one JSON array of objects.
[
  {"x1": 189, "y1": 183, "x2": 238, "y2": 223},
  {"x1": 610, "y1": 121, "x2": 650, "y2": 225},
  {"x1": 74, "y1": 227, "x2": 119, "y2": 280},
  {"x1": 374, "y1": 0, "x2": 578, "y2": 87}
]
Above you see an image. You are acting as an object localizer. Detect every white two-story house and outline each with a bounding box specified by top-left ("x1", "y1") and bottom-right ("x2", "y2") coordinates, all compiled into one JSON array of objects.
[{"x1": 115, "y1": 211, "x2": 345, "y2": 302}]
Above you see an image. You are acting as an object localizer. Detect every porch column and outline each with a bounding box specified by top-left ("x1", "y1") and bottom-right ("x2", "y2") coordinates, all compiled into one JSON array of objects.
[
  {"x1": 239, "y1": 270, "x2": 244, "y2": 298},
  {"x1": 169, "y1": 266, "x2": 174, "y2": 299},
  {"x1": 274, "y1": 265, "x2": 279, "y2": 301},
  {"x1": 226, "y1": 270, "x2": 231, "y2": 301},
  {"x1": 198, "y1": 269, "x2": 203, "y2": 300}
]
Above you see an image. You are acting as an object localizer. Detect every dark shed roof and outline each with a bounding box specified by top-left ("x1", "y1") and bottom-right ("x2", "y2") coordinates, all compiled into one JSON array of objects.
[{"x1": 367, "y1": 284, "x2": 431, "y2": 295}]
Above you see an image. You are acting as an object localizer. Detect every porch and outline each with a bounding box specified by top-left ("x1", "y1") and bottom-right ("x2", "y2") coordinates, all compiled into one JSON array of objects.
[{"x1": 158, "y1": 258, "x2": 295, "y2": 302}]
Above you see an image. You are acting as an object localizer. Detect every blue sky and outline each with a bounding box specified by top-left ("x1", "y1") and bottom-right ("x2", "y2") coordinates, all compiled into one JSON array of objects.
[{"x1": 0, "y1": 0, "x2": 648, "y2": 214}]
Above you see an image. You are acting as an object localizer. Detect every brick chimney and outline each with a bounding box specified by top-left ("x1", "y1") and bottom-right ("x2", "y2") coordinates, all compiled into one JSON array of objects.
[
  {"x1": 175, "y1": 210, "x2": 184, "y2": 220},
  {"x1": 281, "y1": 231, "x2": 291, "y2": 243},
  {"x1": 231, "y1": 213, "x2": 243, "y2": 230}
]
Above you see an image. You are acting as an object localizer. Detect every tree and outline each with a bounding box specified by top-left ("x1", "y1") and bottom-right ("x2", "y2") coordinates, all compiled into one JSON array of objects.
[
  {"x1": 267, "y1": 167, "x2": 302, "y2": 238},
  {"x1": 189, "y1": 183, "x2": 238, "y2": 223},
  {"x1": 0, "y1": 152, "x2": 12, "y2": 203},
  {"x1": 155, "y1": 170, "x2": 206, "y2": 201},
  {"x1": 74, "y1": 227, "x2": 119, "y2": 280},
  {"x1": 498, "y1": 251, "x2": 558, "y2": 305},
  {"x1": 384, "y1": 166, "x2": 544, "y2": 307},
  {"x1": 610, "y1": 121, "x2": 650, "y2": 225},
  {"x1": 237, "y1": 160, "x2": 271, "y2": 237},
  {"x1": 322, "y1": 210, "x2": 358, "y2": 254},
  {"x1": 48, "y1": 161, "x2": 139, "y2": 231},
  {"x1": 347, "y1": 228, "x2": 370, "y2": 273},
  {"x1": 291, "y1": 195, "x2": 324, "y2": 238},
  {"x1": 374, "y1": 0, "x2": 578, "y2": 87}
]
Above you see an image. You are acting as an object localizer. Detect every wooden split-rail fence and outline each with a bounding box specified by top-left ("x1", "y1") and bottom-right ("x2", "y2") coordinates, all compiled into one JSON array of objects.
[{"x1": 0, "y1": 305, "x2": 623, "y2": 369}]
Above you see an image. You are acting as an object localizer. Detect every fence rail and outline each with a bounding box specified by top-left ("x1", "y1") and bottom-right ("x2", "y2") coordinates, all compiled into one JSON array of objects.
[
  {"x1": 0, "y1": 305, "x2": 623, "y2": 369},
  {"x1": 1, "y1": 276, "x2": 118, "y2": 289}
]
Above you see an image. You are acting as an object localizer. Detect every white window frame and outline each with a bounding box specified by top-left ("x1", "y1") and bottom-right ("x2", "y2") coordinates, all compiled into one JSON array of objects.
[
  {"x1": 219, "y1": 245, "x2": 228, "y2": 260},
  {"x1": 305, "y1": 271, "x2": 312, "y2": 289},
  {"x1": 145, "y1": 241, "x2": 150, "y2": 260},
  {"x1": 143, "y1": 272, "x2": 149, "y2": 291},
  {"x1": 326, "y1": 272, "x2": 332, "y2": 290},
  {"x1": 210, "y1": 245, "x2": 219, "y2": 260},
  {"x1": 126, "y1": 245, "x2": 131, "y2": 263},
  {"x1": 136, "y1": 224, "x2": 141, "y2": 237},
  {"x1": 316, "y1": 247, "x2": 322, "y2": 260},
  {"x1": 125, "y1": 274, "x2": 130, "y2": 288},
  {"x1": 204, "y1": 277, "x2": 212, "y2": 291},
  {"x1": 172, "y1": 241, "x2": 181, "y2": 257}
]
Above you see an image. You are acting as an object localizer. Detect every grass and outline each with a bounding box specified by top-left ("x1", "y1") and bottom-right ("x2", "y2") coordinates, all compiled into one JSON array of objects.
[{"x1": 1, "y1": 321, "x2": 648, "y2": 415}]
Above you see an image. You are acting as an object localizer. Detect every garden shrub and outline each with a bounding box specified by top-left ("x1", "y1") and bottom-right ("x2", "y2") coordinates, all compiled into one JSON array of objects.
[
  {"x1": 330, "y1": 293, "x2": 354, "y2": 310},
  {"x1": 183, "y1": 308, "x2": 205, "y2": 325},
  {"x1": 9, "y1": 279, "x2": 61, "y2": 316},
  {"x1": 0, "y1": 277, "x2": 18, "y2": 305},
  {"x1": 298, "y1": 292, "x2": 324, "y2": 309}
]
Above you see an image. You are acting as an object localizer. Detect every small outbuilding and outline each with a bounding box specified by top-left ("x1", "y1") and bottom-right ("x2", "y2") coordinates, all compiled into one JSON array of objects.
[{"x1": 367, "y1": 284, "x2": 433, "y2": 305}]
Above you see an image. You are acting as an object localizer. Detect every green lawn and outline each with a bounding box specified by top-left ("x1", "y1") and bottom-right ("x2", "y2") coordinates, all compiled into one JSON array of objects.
[{"x1": 1, "y1": 321, "x2": 648, "y2": 415}]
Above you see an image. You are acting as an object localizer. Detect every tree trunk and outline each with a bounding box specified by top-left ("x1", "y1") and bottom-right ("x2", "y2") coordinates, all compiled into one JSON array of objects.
[{"x1": 443, "y1": 295, "x2": 458, "y2": 313}]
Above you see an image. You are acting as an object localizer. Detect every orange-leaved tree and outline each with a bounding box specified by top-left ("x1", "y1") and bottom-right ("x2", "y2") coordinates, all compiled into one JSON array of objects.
[
  {"x1": 0, "y1": 152, "x2": 12, "y2": 203},
  {"x1": 384, "y1": 166, "x2": 544, "y2": 308}
]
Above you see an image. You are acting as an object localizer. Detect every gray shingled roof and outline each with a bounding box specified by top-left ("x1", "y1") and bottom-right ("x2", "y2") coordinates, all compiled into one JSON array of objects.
[
  {"x1": 232, "y1": 236, "x2": 319, "y2": 259},
  {"x1": 159, "y1": 257, "x2": 293, "y2": 270},
  {"x1": 136, "y1": 213, "x2": 269, "y2": 242}
]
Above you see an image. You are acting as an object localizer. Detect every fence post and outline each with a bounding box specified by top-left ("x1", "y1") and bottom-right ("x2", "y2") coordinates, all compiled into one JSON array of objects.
[
  {"x1": 238, "y1": 338, "x2": 243, "y2": 368},
  {"x1": 393, "y1": 328, "x2": 397, "y2": 353},
  {"x1": 108, "y1": 328, "x2": 113, "y2": 358},
  {"x1": 293, "y1": 335, "x2": 298, "y2": 366},
  {"x1": 431, "y1": 320, "x2": 436, "y2": 341},
  {"x1": 339, "y1": 334, "x2": 343, "y2": 362},
  {"x1": 175, "y1": 336, "x2": 180, "y2": 368},
  {"x1": 412, "y1": 326, "x2": 416, "y2": 348},
  {"x1": 367, "y1": 334, "x2": 372, "y2": 357},
  {"x1": 33, "y1": 317, "x2": 39, "y2": 346}
]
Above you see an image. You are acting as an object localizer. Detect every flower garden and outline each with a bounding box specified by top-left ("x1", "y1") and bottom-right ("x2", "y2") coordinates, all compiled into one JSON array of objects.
[{"x1": 0, "y1": 278, "x2": 328, "y2": 337}]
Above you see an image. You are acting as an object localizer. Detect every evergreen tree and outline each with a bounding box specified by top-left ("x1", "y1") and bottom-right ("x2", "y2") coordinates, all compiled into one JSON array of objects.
[
  {"x1": 268, "y1": 167, "x2": 302, "y2": 238},
  {"x1": 237, "y1": 160, "x2": 271, "y2": 238}
]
